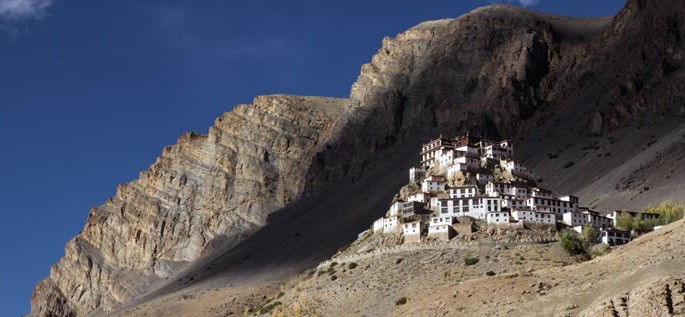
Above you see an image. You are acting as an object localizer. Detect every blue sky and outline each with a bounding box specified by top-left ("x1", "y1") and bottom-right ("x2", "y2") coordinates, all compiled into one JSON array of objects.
[{"x1": 0, "y1": 0, "x2": 624, "y2": 315}]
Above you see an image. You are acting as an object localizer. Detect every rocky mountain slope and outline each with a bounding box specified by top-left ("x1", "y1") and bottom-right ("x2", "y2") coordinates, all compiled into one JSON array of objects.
[
  {"x1": 31, "y1": 0, "x2": 685, "y2": 316},
  {"x1": 270, "y1": 218, "x2": 685, "y2": 317},
  {"x1": 31, "y1": 95, "x2": 348, "y2": 316}
]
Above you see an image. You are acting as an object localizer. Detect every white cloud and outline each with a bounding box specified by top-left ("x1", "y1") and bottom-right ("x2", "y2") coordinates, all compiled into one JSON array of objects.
[
  {"x1": 0, "y1": 0, "x2": 54, "y2": 20},
  {"x1": 516, "y1": 0, "x2": 538, "y2": 7}
]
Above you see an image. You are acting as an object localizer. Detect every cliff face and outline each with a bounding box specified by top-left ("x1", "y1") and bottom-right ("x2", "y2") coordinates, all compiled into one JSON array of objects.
[
  {"x1": 32, "y1": 0, "x2": 685, "y2": 315},
  {"x1": 31, "y1": 95, "x2": 347, "y2": 316},
  {"x1": 306, "y1": 5, "x2": 583, "y2": 192}
]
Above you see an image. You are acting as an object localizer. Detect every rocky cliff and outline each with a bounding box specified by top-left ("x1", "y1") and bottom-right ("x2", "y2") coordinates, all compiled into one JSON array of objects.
[
  {"x1": 31, "y1": 95, "x2": 348, "y2": 316},
  {"x1": 32, "y1": 0, "x2": 685, "y2": 315}
]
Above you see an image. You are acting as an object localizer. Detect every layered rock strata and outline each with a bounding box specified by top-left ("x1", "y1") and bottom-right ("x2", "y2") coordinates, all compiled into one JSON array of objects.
[{"x1": 31, "y1": 95, "x2": 347, "y2": 316}]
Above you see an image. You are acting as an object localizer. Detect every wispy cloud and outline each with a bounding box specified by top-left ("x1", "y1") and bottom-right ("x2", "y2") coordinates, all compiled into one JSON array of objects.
[
  {"x1": 0, "y1": 0, "x2": 54, "y2": 20},
  {"x1": 516, "y1": 0, "x2": 538, "y2": 6}
]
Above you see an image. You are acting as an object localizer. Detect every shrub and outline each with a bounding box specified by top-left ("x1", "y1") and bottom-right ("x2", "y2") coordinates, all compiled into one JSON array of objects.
[
  {"x1": 486, "y1": 271, "x2": 496, "y2": 276},
  {"x1": 348, "y1": 262, "x2": 358, "y2": 269},
  {"x1": 563, "y1": 161, "x2": 575, "y2": 169},
  {"x1": 395, "y1": 297, "x2": 407, "y2": 306},
  {"x1": 581, "y1": 224, "x2": 599, "y2": 245},
  {"x1": 560, "y1": 229, "x2": 585, "y2": 255},
  {"x1": 330, "y1": 275, "x2": 338, "y2": 281},
  {"x1": 464, "y1": 257, "x2": 479, "y2": 266}
]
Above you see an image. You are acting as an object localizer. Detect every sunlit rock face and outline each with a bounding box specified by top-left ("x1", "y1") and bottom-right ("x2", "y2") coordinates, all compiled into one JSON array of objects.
[{"x1": 31, "y1": 95, "x2": 348, "y2": 316}]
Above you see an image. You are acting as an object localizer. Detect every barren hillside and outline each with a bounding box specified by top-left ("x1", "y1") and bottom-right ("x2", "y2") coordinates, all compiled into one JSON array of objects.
[{"x1": 264, "y1": 218, "x2": 685, "y2": 317}]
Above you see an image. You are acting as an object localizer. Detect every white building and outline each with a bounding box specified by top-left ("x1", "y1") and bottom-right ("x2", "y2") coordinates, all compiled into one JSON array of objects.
[
  {"x1": 599, "y1": 229, "x2": 631, "y2": 246},
  {"x1": 455, "y1": 144, "x2": 480, "y2": 157},
  {"x1": 438, "y1": 197, "x2": 501, "y2": 220},
  {"x1": 407, "y1": 192, "x2": 431, "y2": 204},
  {"x1": 482, "y1": 141, "x2": 513, "y2": 160},
  {"x1": 421, "y1": 175, "x2": 446, "y2": 193},
  {"x1": 454, "y1": 155, "x2": 480, "y2": 170},
  {"x1": 403, "y1": 221, "x2": 426, "y2": 243},
  {"x1": 606, "y1": 210, "x2": 661, "y2": 227},
  {"x1": 435, "y1": 149, "x2": 466, "y2": 167},
  {"x1": 388, "y1": 201, "x2": 424, "y2": 218},
  {"x1": 511, "y1": 210, "x2": 556, "y2": 224},
  {"x1": 428, "y1": 196, "x2": 442, "y2": 212},
  {"x1": 500, "y1": 160, "x2": 528, "y2": 176},
  {"x1": 585, "y1": 209, "x2": 613, "y2": 228},
  {"x1": 449, "y1": 186, "x2": 479, "y2": 198},
  {"x1": 383, "y1": 216, "x2": 400, "y2": 233},
  {"x1": 446, "y1": 163, "x2": 469, "y2": 178},
  {"x1": 409, "y1": 166, "x2": 427, "y2": 183},
  {"x1": 562, "y1": 209, "x2": 612, "y2": 229},
  {"x1": 486, "y1": 211, "x2": 510, "y2": 224},
  {"x1": 527, "y1": 194, "x2": 578, "y2": 217},
  {"x1": 373, "y1": 218, "x2": 384, "y2": 233},
  {"x1": 373, "y1": 216, "x2": 400, "y2": 234},
  {"x1": 530, "y1": 188, "x2": 555, "y2": 199},
  {"x1": 563, "y1": 211, "x2": 588, "y2": 227},
  {"x1": 427, "y1": 216, "x2": 456, "y2": 241},
  {"x1": 500, "y1": 197, "x2": 527, "y2": 210},
  {"x1": 421, "y1": 137, "x2": 458, "y2": 168},
  {"x1": 486, "y1": 182, "x2": 528, "y2": 200}
]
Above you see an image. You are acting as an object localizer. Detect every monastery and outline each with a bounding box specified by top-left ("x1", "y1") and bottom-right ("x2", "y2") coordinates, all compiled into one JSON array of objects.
[{"x1": 373, "y1": 136, "x2": 650, "y2": 247}]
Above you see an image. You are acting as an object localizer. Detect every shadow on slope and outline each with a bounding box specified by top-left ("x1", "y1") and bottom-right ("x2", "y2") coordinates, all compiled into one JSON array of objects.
[{"x1": 119, "y1": 132, "x2": 434, "y2": 311}]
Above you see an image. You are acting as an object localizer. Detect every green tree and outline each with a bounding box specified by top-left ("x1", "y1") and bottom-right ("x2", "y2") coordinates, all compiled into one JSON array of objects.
[
  {"x1": 560, "y1": 229, "x2": 585, "y2": 255},
  {"x1": 644, "y1": 202, "x2": 685, "y2": 225},
  {"x1": 581, "y1": 224, "x2": 599, "y2": 244},
  {"x1": 633, "y1": 218, "x2": 654, "y2": 234},
  {"x1": 615, "y1": 213, "x2": 635, "y2": 231}
]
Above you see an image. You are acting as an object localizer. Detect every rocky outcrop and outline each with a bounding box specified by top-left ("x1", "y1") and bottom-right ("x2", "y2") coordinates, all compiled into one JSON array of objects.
[
  {"x1": 31, "y1": 95, "x2": 348, "y2": 316},
  {"x1": 32, "y1": 0, "x2": 685, "y2": 315}
]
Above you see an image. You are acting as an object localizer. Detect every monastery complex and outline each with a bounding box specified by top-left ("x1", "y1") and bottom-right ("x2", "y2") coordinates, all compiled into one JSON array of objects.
[{"x1": 372, "y1": 136, "x2": 657, "y2": 246}]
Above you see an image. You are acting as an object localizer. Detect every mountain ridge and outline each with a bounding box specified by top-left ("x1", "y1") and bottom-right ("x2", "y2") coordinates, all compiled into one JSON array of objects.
[{"x1": 31, "y1": 1, "x2": 685, "y2": 316}]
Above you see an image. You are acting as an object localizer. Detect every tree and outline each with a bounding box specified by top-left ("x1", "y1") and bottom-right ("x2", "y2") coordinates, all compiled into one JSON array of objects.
[
  {"x1": 560, "y1": 229, "x2": 585, "y2": 255},
  {"x1": 644, "y1": 201, "x2": 685, "y2": 225},
  {"x1": 581, "y1": 224, "x2": 599, "y2": 244},
  {"x1": 633, "y1": 218, "x2": 654, "y2": 234},
  {"x1": 615, "y1": 213, "x2": 635, "y2": 231}
]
